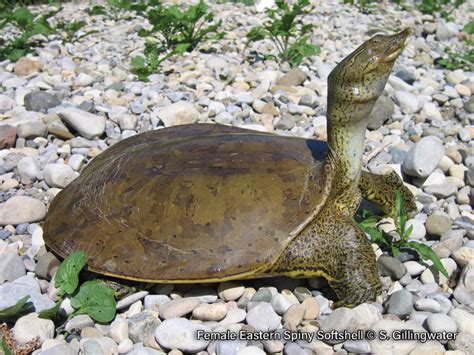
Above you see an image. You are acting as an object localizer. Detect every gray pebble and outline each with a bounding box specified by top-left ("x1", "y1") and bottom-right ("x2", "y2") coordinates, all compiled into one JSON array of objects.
[
  {"x1": 24, "y1": 91, "x2": 61, "y2": 113},
  {"x1": 403, "y1": 136, "x2": 445, "y2": 178},
  {"x1": 116, "y1": 290, "x2": 149, "y2": 310},
  {"x1": 384, "y1": 290, "x2": 413, "y2": 319},
  {"x1": 246, "y1": 302, "x2": 281, "y2": 331},
  {"x1": 155, "y1": 318, "x2": 210, "y2": 353},
  {"x1": 128, "y1": 310, "x2": 160, "y2": 344},
  {"x1": 0, "y1": 252, "x2": 26, "y2": 283},
  {"x1": 377, "y1": 255, "x2": 407, "y2": 280},
  {"x1": 250, "y1": 287, "x2": 273, "y2": 302}
]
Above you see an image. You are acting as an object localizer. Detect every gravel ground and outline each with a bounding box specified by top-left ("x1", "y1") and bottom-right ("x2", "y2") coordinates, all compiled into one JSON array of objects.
[{"x1": 0, "y1": 0, "x2": 473, "y2": 354}]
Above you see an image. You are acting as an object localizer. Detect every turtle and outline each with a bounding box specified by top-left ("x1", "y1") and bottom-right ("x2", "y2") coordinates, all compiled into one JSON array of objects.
[{"x1": 44, "y1": 28, "x2": 414, "y2": 307}]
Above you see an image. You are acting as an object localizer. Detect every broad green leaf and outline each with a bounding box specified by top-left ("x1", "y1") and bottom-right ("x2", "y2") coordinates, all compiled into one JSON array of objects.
[
  {"x1": 71, "y1": 280, "x2": 116, "y2": 323},
  {"x1": 406, "y1": 241, "x2": 449, "y2": 278},
  {"x1": 38, "y1": 300, "x2": 61, "y2": 320},
  {"x1": 0, "y1": 296, "x2": 32, "y2": 321},
  {"x1": 463, "y1": 21, "x2": 474, "y2": 34},
  {"x1": 55, "y1": 251, "x2": 87, "y2": 296},
  {"x1": 0, "y1": 337, "x2": 12, "y2": 355}
]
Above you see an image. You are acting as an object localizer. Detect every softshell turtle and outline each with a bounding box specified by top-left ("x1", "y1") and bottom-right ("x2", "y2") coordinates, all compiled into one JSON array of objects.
[{"x1": 44, "y1": 29, "x2": 414, "y2": 306}]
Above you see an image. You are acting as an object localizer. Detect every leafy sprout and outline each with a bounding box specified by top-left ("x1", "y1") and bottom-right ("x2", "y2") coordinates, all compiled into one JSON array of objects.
[
  {"x1": 357, "y1": 191, "x2": 449, "y2": 278},
  {"x1": 246, "y1": 0, "x2": 320, "y2": 67}
]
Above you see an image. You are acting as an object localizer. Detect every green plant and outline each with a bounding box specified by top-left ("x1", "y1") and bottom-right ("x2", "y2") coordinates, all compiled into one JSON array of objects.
[
  {"x1": 132, "y1": 0, "x2": 222, "y2": 80},
  {"x1": 87, "y1": 0, "x2": 159, "y2": 20},
  {"x1": 417, "y1": 0, "x2": 466, "y2": 19},
  {"x1": 0, "y1": 6, "x2": 60, "y2": 61},
  {"x1": 0, "y1": 296, "x2": 32, "y2": 321},
  {"x1": 55, "y1": 20, "x2": 98, "y2": 44},
  {"x1": 357, "y1": 192, "x2": 449, "y2": 278},
  {"x1": 435, "y1": 21, "x2": 473, "y2": 71},
  {"x1": 343, "y1": 0, "x2": 377, "y2": 13},
  {"x1": 139, "y1": 0, "x2": 223, "y2": 51},
  {"x1": 246, "y1": 0, "x2": 320, "y2": 67}
]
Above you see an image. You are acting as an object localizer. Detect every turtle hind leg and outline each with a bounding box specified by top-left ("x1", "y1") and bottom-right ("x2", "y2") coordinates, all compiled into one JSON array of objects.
[
  {"x1": 328, "y1": 220, "x2": 382, "y2": 307},
  {"x1": 359, "y1": 170, "x2": 416, "y2": 217}
]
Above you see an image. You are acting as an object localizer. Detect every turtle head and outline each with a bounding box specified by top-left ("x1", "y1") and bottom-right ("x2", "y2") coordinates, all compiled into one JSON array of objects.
[{"x1": 327, "y1": 28, "x2": 412, "y2": 120}]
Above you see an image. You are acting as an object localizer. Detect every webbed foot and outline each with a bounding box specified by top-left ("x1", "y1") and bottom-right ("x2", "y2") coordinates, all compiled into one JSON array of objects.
[{"x1": 359, "y1": 170, "x2": 416, "y2": 216}]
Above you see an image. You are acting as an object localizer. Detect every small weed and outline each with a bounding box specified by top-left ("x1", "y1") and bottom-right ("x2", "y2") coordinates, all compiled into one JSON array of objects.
[
  {"x1": 132, "y1": 0, "x2": 222, "y2": 80},
  {"x1": 55, "y1": 20, "x2": 98, "y2": 44},
  {"x1": 0, "y1": 6, "x2": 60, "y2": 61},
  {"x1": 343, "y1": 0, "x2": 377, "y2": 13},
  {"x1": 246, "y1": 0, "x2": 320, "y2": 67},
  {"x1": 435, "y1": 21, "x2": 473, "y2": 71},
  {"x1": 357, "y1": 192, "x2": 449, "y2": 278},
  {"x1": 417, "y1": 0, "x2": 466, "y2": 19}
]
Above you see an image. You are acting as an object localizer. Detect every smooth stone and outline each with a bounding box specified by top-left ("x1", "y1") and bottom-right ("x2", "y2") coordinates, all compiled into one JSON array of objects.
[
  {"x1": 425, "y1": 183, "x2": 457, "y2": 198},
  {"x1": 192, "y1": 302, "x2": 228, "y2": 321},
  {"x1": 117, "y1": 339, "x2": 133, "y2": 353},
  {"x1": 75, "y1": 73, "x2": 94, "y2": 87},
  {"x1": 452, "y1": 247, "x2": 474, "y2": 268},
  {"x1": 68, "y1": 154, "x2": 85, "y2": 171},
  {"x1": 464, "y1": 96, "x2": 474, "y2": 113},
  {"x1": 384, "y1": 290, "x2": 413, "y2": 319},
  {"x1": 426, "y1": 314, "x2": 457, "y2": 335},
  {"x1": 17, "y1": 121, "x2": 48, "y2": 139},
  {"x1": 159, "y1": 298, "x2": 200, "y2": 319},
  {"x1": 369, "y1": 319, "x2": 427, "y2": 353},
  {"x1": 344, "y1": 339, "x2": 371, "y2": 353},
  {"x1": 128, "y1": 311, "x2": 160, "y2": 344},
  {"x1": 274, "y1": 113, "x2": 295, "y2": 130},
  {"x1": 81, "y1": 337, "x2": 118, "y2": 355},
  {"x1": 109, "y1": 320, "x2": 129, "y2": 344},
  {"x1": 448, "y1": 332, "x2": 474, "y2": 353},
  {"x1": 271, "y1": 293, "x2": 294, "y2": 315},
  {"x1": 414, "y1": 298, "x2": 441, "y2": 312},
  {"x1": 156, "y1": 102, "x2": 199, "y2": 127},
  {"x1": 422, "y1": 101, "x2": 442, "y2": 120},
  {"x1": 404, "y1": 261, "x2": 426, "y2": 276},
  {"x1": 0, "y1": 196, "x2": 47, "y2": 225},
  {"x1": 13, "y1": 313, "x2": 54, "y2": 345},
  {"x1": 403, "y1": 136, "x2": 445, "y2": 178},
  {"x1": 377, "y1": 255, "x2": 407, "y2": 280},
  {"x1": 184, "y1": 288, "x2": 217, "y2": 303},
  {"x1": 246, "y1": 302, "x2": 281, "y2": 331},
  {"x1": 43, "y1": 163, "x2": 78, "y2": 188},
  {"x1": 24, "y1": 92, "x2": 61, "y2": 113},
  {"x1": 18, "y1": 156, "x2": 40, "y2": 182},
  {"x1": 320, "y1": 307, "x2": 356, "y2": 344},
  {"x1": 0, "y1": 125, "x2": 17, "y2": 149},
  {"x1": 393, "y1": 90, "x2": 423, "y2": 114},
  {"x1": 276, "y1": 68, "x2": 308, "y2": 86},
  {"x1": 353, "y1": 303, "x2": 382, "y2": 329},
  {"x1": 449, "y1": 308, "x2": 474, "y2": 335},
  {"x1": 235, "y1": 346, "x2": 265, "y2": 355},
  {"x1": 453, "y1": 261, "x2": 474, "y2": 305},
  {"x1": 14, "y1": 57, "x2": 42, "y2": 76},
  {"x1": 282, "y1": 304, "x2": 305, "y2": 331},
  {"x1": 409, "y1": 341, "x2": 445, "y2": 354},
  {"x1": 368, "y1": 96, "x2": 394, "y2": 130},
  {"x1": 301, "y1": 297, "x2": 320, "y2": 320},
  {"x1": 128, "y1": 343, "x2": 165, "y2": 355},
  {"x1": 58, "y1": 108, "x2": 106, "y2": 139},
  {"x1": 42, "y1": 344, "x2": 77, "y2": 355},
  {"x1": 219, "y1": 308, "x2": 247, "y2": 325},
  {"x1": 218, "y1": 282, "x2": 245, "y2": 301},
  {"x1": 155, "y1": 318, "x2": 210, "y2": 353},
  {"x1": 0, "y1": 251, "x2": 26, "y2": 283},
  {"x1": 65, "y1": 314, "x2": 94, "y2": 333},
  {"x1": 284, "y1": 342, "x2": 307, "y2": 355},
  {"x1": 116, "y1": 291, "x2": 149, "y2": 310},
  {"x1": 143, "y1": 295, "x2": 171, "y2": 311},
  {"x1": 0, "y1": 279, "x2": 54, "y2": 311},
  {"x1": 0, "y1": 95, "x2": 16, "y2": 114},
  {"x1": 426, "y1": 213, "x2": 452, "y2": 238},
  {"x1": 47, "y1": 119, "x2": 74, "y2": 140},
  {"x1": 432, "y1": 233, "x2": 463, "y2": 258},
  {"x1": 250, "y1": 287, "x2": 273, "y2": 302}
]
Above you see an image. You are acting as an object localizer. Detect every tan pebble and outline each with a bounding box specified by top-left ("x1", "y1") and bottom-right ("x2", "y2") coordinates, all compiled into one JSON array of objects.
[
  {"x1": 81, "y1": 327, "x2": 103, "y2": 338},
  {"x1": 117, "y1": 338, "x2": 133, "y2": 354},
  {"x1": 302, "y1": 297, "x2": 320, "y2": 320},
  {"x1": 109, "y1": 320, "x2": 129, "y2": 344},
  {"x1": 217, "y1": 282, "x2": 245, "y2": 301},
  {"x1": 192, "y1": 302, "x2": 228, "y2": 321},
  {"x1": 283, "y1": 304, "x2": 306, "y2": 331},
  {"x1": 169, "y1": 350, "x2": 183, "y2": 355},
  {"x1": 455, "y1": 84, "x2": 471, "y2": 97},
  {"x1": 445, "y1": 147, "x2": 463, "y2": 164},
  {"x1": 281, "y1": 289, "x2": 299, "y2": 304},
  {"x1": 449, "y1": 164, "x2": 467, "y2": 180}
]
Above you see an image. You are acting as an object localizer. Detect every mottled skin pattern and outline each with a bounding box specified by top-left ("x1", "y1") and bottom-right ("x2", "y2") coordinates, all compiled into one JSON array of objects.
[
  {"x1": 44, "y1": 29, "x2": 413, "y2": 307},
  {"x1": 270, "y1": 29, "x2": 412, "y2": 306}
]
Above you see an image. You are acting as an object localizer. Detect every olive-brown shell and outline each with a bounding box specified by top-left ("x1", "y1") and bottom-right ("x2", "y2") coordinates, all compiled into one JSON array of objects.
[{"x1": 44, "y1": 124, "x2": 330, "y2": 281}]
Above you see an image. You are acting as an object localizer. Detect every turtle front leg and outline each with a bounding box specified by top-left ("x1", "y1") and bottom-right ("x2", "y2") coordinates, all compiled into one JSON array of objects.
[
  {"x1": 359, "y1": 170, "x2": 416, "y2": 216},
  {"x1": 328, "y1": 220, "x2": 381, "y2": 307}
]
